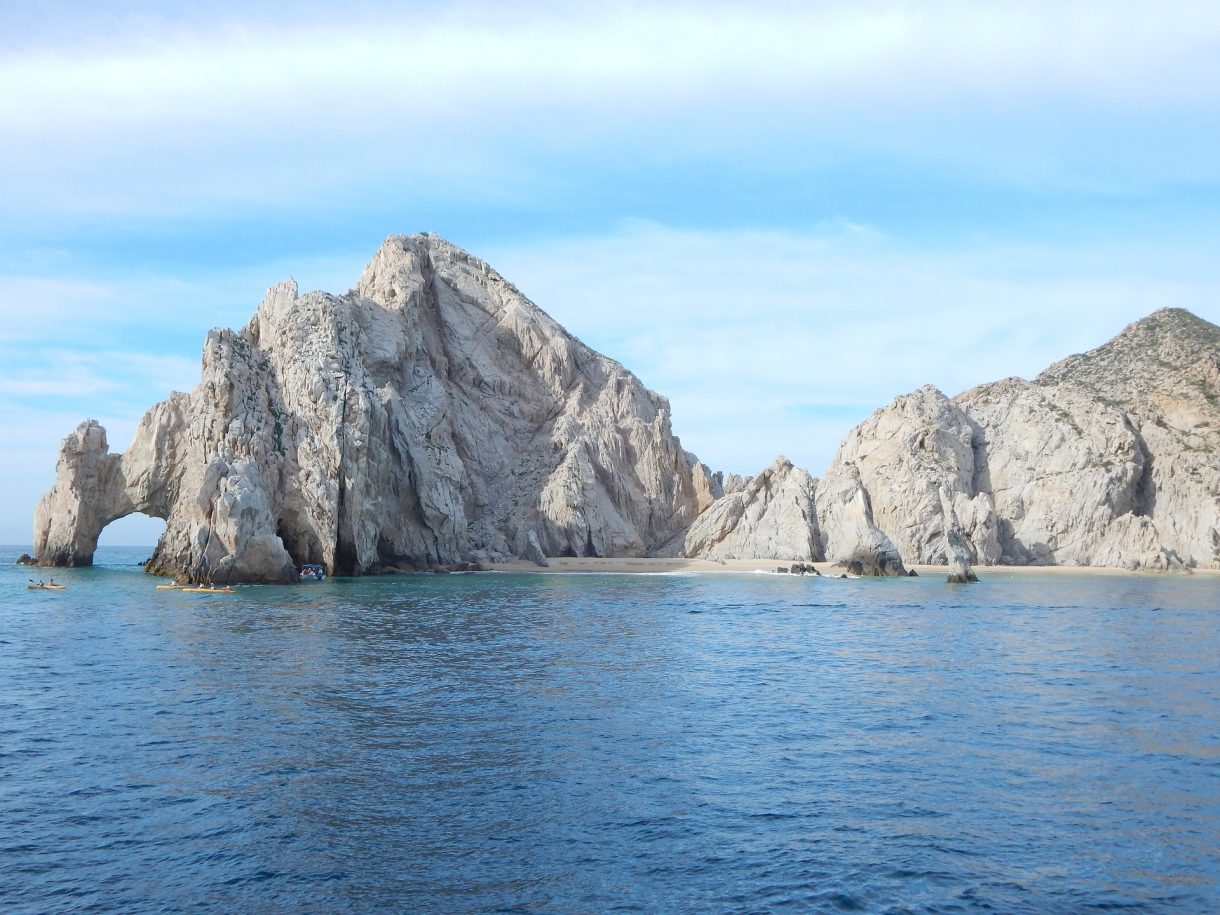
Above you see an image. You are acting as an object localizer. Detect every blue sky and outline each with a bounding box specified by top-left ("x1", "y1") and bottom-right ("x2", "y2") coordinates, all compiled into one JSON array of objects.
[{"x1": 3, "y1": 0, "x2": 1220, "y2": 544}]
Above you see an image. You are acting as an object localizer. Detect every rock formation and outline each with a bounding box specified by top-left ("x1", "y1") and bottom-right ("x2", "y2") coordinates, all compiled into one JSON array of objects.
[
  {"x1": 34, "y1": 234, "x2": 717, "y2": 582},
  {"x1": 940, "y1": 487, "x2": 979, "y2": 583},
  {"x1": 813, "y1": 385, "x2": 997, "y2": 568},
  {"x1": 32, "y1": 232, "x2": 1219, "y2": 581},
  {"x1": 813, "y1": 460, "x2": 908, "y2": 576},
  {"x1": 665, "y1": 456, "x2": 820, "y2": 561},
  {"x1": 806, "y1": 308, "x2": 1219, "y2": 570}
]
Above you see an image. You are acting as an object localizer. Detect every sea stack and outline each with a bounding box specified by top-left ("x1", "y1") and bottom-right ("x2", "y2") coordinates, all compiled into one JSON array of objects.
[{"x1": 33, "y1": 234, "x2": 718, "y2": 582}]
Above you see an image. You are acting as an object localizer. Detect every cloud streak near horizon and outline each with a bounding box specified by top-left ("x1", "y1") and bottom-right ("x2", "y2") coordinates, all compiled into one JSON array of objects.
[
  {"x1": 4, "y1": 1, "x2": 1220, "y2": 219},
  {"x1": 2, "y1": 1, "x2": 1219, "y2": 542}
]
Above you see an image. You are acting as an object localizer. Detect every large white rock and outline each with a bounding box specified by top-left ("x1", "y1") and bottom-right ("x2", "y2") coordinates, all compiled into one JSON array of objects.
[
  {"x1": 669, "y1": 456, "x2": 821, "y2": 561},
  {"x1": 811, "y1": 309, "x2": 1219, "y2": 571},
  {"x1": 955, "y1": 378, "x2": 1156, "y2": 566},
  {"x1": 816, "y1": 385, "x2": 998, "y2": 565},
  {"x1": 34, "y1": 234, "x2": 716, "y2": 581},
  {"x1": 33, "y1": 245, "x2": 1219, "y2": 581},
  {"x1": 815, "y1": 460, "x2": 908, "y2": 576}
]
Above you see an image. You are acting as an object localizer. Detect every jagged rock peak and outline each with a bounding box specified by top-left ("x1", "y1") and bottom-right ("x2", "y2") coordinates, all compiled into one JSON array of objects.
[
  {"x1": 667, "y1": 455, "x2": 821, "y2": 562},
  {"x1": 809, "y1": 307, "x2": 1219, "y2": 571},
  {"x1": 33, "y1": 233, "x2": 717, "y2": 581},
  {"x1": 355, "y1": 233, "x2": 526, "y2": 308},
  {"x1": 1036, "y1": 308, "x2": 1220, "y2": 405}
]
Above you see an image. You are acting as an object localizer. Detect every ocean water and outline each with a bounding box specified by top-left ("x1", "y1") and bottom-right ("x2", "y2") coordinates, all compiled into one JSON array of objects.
[{"x1": 2, "y1": 547, "x2": 1218, "y2": 913}]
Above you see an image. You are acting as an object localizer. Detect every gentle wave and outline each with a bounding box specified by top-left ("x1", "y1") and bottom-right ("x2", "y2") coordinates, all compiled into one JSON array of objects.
[{"x1": 2, "y1": 546, "x2": 1218, "y2": 912}]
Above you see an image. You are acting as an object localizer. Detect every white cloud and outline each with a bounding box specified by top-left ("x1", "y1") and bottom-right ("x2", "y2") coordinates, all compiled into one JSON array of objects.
[
  {"x1": 0, "y1": 350, "x2": 199, "y2": 400},
  {"x1": 3, "y1": 2, "x2": 1220, "y2": 216},
  {"x1": 0, "y1": 250, "x2": 367, "y2": 345}
]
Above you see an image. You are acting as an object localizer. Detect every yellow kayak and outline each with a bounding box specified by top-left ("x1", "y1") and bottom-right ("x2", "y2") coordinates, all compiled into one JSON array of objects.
[
  {"x1": 156, "y1": 583, "x2": 189, "y2": 590},
  {"x1": 181, "y1": 586, "x2": 235, "y2": 593},
  {"x1": 27, "y1": 583, "x2": 66, "y2": 590}
]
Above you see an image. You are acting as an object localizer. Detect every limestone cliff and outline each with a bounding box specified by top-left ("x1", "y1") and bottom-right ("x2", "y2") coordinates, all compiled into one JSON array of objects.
[
  {"x1": 33, "y1": 239, "x2": 1218, "y2": 579},
  {"x1": 813, "y1": 459, "x2": 908, "y2": 576},
  {"x1": 666, "y1": 456, "x2": 821, "y2": 561},
  {"x1": 813, "y1": 385, "x2": 998, "y2": 567},
  {"x1": 809, "y1": 309, "x2": 1219, "y2": 570},
  {"x1": 34, "y1": 234, "x2": 717, "y2": 581}
]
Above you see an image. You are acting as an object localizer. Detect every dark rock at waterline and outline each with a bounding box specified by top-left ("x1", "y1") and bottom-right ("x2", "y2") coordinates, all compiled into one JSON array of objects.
[
  {"x1": 840, "y1": 543, "x2": 907, "y2": 577},
  {"x1": 781, "y1": 562, "x2": 822, "y2": 576}
]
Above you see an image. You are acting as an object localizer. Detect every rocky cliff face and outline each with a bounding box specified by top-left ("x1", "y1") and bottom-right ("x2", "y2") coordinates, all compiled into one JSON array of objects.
[
  {"x1": 805, "y1": 309, "x2": 1219, "y2": 570},
  {"x1": 34, "y1": 238, "x2": 1218, "y2": 579},
  {"x1": 813, "y1": 385, "x2": 997, "y2": 568},
  {"x1": 34, "y1": 234, "x2": 716, "y2": 581},
  {"x1": 666, "y1": 456, "x2": 821, "y2": 561}
]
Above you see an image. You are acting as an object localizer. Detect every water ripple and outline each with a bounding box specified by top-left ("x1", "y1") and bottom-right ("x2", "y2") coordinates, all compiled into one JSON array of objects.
[{"x1": 1, "y1": 548, "x2": 1218, "y2": 912}]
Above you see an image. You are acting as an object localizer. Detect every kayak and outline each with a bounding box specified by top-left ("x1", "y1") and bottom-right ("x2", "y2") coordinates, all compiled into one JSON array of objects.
[
  {"x1": 181, "y1": 586, "x2": 235, "y2": 593},
  {"x1": 27, "y1": 583, "x2": 66, "y2": 590}
]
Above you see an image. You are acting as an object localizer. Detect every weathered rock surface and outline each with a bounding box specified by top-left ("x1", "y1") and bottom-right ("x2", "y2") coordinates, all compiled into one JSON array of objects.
[
  {"x1": 34, "y1": 234, "x2": 716, "y2": 581},
  {"x1": 941, "y1": 488, "x2": 979, "y2": 583},
  {"x1": 814, "y1": 385, "x2": 998, "y2": 567},
  {"x1": 814, "y1": 460, "x2": 908, "y2": 576},
  {"x1": 33, "y1": 236, "x2": 1218, "y2": 581},
  {"x1": 665, "y1": 456, "x2": 821, "y2": 561},
  {"x1": 812, "y1": 308, "x2": 1219, "y2": 570}
]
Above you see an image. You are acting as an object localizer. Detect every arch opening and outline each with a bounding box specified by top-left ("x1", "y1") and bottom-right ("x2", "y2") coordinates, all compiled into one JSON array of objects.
[
  {"x1": 96, "y1": 512, "x2": 167, "y2": 568},
  {"x1": 277, "y1": 510, "x2": 324, "y2": 569}
]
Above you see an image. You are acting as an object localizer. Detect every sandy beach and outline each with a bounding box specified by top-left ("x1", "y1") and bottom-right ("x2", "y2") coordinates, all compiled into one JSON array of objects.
[{"x1": 488, "y1": 557, "x2": 1220, "y2": 577}]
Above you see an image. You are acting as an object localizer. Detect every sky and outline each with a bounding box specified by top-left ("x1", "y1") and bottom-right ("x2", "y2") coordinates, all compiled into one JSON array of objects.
[{"x1": 3, "y1": 0, "x2": 1220, "y2": 545}]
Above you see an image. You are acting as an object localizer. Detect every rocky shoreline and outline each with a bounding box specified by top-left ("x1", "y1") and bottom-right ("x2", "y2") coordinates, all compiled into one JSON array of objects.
[
  {"x1": 487, "y1": 558, "x2": 1220, "y2": 577},
  {"x1": 30, "y1": 234, "x2": 1220, "y2": 582}
]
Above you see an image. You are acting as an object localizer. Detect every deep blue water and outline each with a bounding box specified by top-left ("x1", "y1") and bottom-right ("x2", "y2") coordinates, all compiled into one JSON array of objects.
[{"x1": 2, "y1": 546, "x2": 1218, "y2": 913}]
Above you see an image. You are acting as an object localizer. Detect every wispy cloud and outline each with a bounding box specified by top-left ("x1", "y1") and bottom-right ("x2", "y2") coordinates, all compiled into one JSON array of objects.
[
  {"x1": 0, "y1": 350, "x2": 198, "y2": 400},
  {"x1": 3, "y1": 2, "x2": 1219, "y2": 219},
  {"x1": 0, "y1": 251, "x2": 366, "y2": 345}
]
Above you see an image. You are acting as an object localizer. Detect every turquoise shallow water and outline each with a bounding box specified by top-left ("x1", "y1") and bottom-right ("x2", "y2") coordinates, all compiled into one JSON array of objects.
[{"x1": 2, "y1": 546, "x2": 1218, "y2": 913}]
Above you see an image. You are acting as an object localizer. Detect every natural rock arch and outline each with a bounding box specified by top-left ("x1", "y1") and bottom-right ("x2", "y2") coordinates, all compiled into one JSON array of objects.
[
  {"x1": 33, "y1": 421, "x2": 169, "y2": 566},
  {"x1": 33, "y1": 234, "x2": 717, "y2": 583}
]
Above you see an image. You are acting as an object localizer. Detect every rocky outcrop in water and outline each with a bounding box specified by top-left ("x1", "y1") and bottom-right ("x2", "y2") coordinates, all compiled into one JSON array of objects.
[
  {"x1": 813, "y1": 385, "x2": 997, "y2": 568},
  {"x1": 34, "y1": 234, "x2": 717, "y2": 581},
  {"x1": 813, "y1": 459, "x2": 908, "y2": 576},
  {"x1": 33, "y1": 233, "x2": 1218, "y2": 581},
  {"x1": 654, "y1": 309, "x2": 1217, "y2": 574},
  {"x1": 810, "y1": 308, "x2": 1219, "y2": 570}
]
